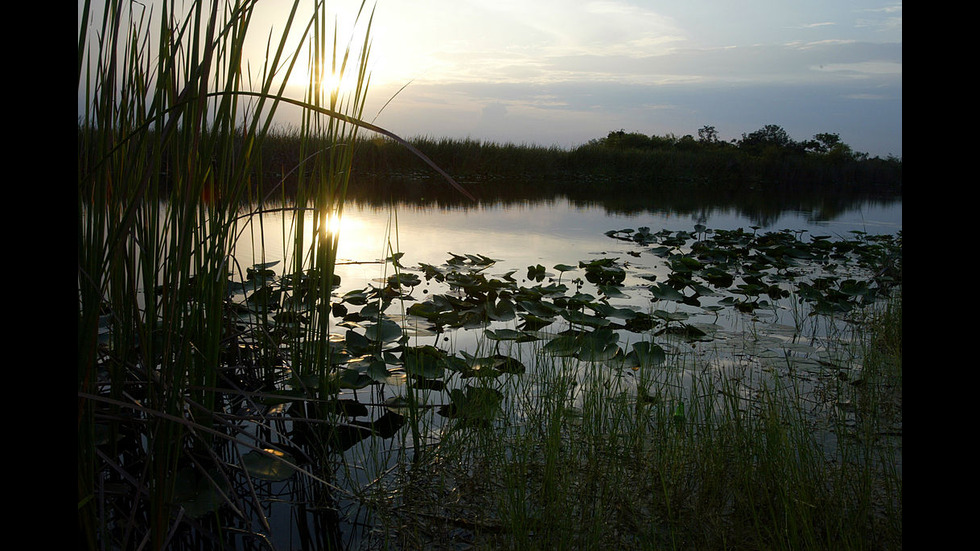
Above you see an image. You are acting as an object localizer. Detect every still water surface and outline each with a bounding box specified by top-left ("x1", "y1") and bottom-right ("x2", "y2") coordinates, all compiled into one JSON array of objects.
[{"x1": 237, "y1": 196, "x2": 902, "y2": 292}]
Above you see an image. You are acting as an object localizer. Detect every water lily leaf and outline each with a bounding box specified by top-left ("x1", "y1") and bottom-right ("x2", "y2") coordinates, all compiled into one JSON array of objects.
[
  {"x1": 527, "y1": 264, "x2": 547, "y2": 281},
  {"x1": 700, "y1": 267, "x2": 734, "y2": 288},
  {"x1": 241, "y1": 449, "x2": 297, "y2": 482},
  {"x1": 839, "y1": 279, "x2": 869, "y2": 296},
  {"x1": 688, "y1": 282, "x2": 719, "y2": 297},
  {"x1": 597, "y1": 285, "x2": 630, "y2": 299},
  {"x1": 403, "y1": 346, "x2": 446, "y2": 379},
  {"x1": 670, "y1": 255, "x2": 703, "y2": 272},
  {"x1": 518, "y1": 314, "x2": 554, "y2": 331},
  {"x1": 553, "y1": 263, "x2": 577, "y2": 272},
  {"x1": 657, "y1": 324, "x2": 709, "y2": 341},
  {"x1": 578, "y1": 340, "x2": 621, "y2": 362},
  {"x1": 348, "y1": 355, "x2": 390, "y2": 382},
  {"x1": 418, "y1": 262, "x2": 446, "y2": 281},
  {"x1": 331, "y1": 368, "x2": 374, "y2": 389},
  {"x1": 561, "y1": 309, "x2": 611, "y2": 328},
  {"x1": 653, "y1": 309, "x2": 689, "y2": 322},
  {"x1": 173, "y1": 466, "x2": 231, "y2": 518},
  {"x1": 384, "y1": 396, "x2": 412, "y2": 415},
  {"x1": 342, "y1": 289, "x2": 370, "y2": 305},
  {"x1": 487, "y1": 297, "x2": 516, "y2": 321},
  {"x1": 484, "y1": 328, "x2": 527, "y2": 341},
  {"x1": 322, "y1": 398, "x2": 370, "y2": 417},
  {"x1": 388, "y1": 272, "x2": 421, "y2": 288},
  {"x1": 581, "y1": 258, "x2": 626, "y2": 285},
  {"x1": 439, "y1": 386, "x2": 504, "y2": 420},
  {"x1": 543, "y1": 333, "x2": 585, "y2": 356},
  {"x1": 519, "y1": 299, "x2": 558, "y2": 318},
  {"x1": 287, "y1": 373, "x2": 321, "y2": 391},
  {"x1": 345, "y1": 329, "x2": 370, "y2": 355},
  {"x1": 364, "y1": 319, "x2": 403, "y2": 343},
  {"x1": 649, "y1": 282, "x2": 686, "y2": 302},
  {"x1": 631, "y1": 341, "x2": 666, "y2": 367},
  {"x1": 489, "y1": 354, "x2": 527, "y2": 374},
  {"x1": 592, "y1": 303, "x2": 637, "y2": 319}
]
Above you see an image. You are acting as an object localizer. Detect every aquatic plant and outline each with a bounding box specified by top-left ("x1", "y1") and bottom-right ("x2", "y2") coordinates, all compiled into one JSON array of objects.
[{"x1": 76, "y1": 1, "x2": 462, "y2": 547}]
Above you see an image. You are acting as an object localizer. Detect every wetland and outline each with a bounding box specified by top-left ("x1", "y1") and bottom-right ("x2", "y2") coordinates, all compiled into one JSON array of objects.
[{"x1": 78, "y1": 1, "x2": 901, "y2": 548}]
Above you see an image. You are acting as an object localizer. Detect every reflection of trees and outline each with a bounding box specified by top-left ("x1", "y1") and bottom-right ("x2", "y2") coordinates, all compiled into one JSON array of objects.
[{"x1": 338, "y1": 176, "x2": 900, "y2": 230}]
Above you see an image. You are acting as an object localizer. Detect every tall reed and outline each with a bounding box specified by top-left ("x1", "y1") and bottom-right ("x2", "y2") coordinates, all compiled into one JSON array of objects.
[{"x1": 77, "y1": 1, "x2": 395, "y2": 547}]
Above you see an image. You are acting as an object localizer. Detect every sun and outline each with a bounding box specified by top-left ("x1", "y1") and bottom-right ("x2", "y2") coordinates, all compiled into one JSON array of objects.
[{"x1": 283, "y1": 44, "x2": 366, "y2": 100}]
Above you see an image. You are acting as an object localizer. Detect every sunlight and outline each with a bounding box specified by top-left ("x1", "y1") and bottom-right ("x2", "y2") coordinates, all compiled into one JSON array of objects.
[
  {"x1": 286, "y1": 55, "x2": 361, "y2": 99},
  {"x1": 304, "y1": 210, "x2": 356, "y2": 241}
]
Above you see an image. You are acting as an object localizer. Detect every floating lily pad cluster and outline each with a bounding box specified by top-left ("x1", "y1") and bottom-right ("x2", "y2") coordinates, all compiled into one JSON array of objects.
[
  {"x1": 221, "y1": 225, "x2": 901, "y2": 479},
  {"x1": 605, "y1": 225, "x2": 901, "y2": 315},
  {"x1": 224, "y1": 258, "x2": 535, "y2": 458}
]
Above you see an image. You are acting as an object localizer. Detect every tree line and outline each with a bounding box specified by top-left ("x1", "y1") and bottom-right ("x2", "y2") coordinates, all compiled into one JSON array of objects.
[{"x1": 586, "y1": 124, "x2": 896, "y2": 163}]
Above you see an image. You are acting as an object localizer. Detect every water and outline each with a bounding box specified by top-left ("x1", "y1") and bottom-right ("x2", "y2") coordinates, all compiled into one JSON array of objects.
[
  {"x1": 228, "y1": 194, "x2": 901, "y2": 548},
  {"x1": 236, "y1": 196, "x2": 902, "y2": 294}
]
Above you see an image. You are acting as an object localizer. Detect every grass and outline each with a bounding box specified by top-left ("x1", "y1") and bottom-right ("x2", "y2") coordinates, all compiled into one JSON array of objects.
[
  {"x1": 77, "y1": 0, "x2": 384, "y2": 548},
  {"x1": 366, "y1": 294, "x2": 902, "y2": 550}
]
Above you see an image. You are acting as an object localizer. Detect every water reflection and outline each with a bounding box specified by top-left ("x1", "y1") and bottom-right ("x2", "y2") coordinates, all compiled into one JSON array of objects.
[
  {"x1": 235, "y1": 194, "x2": 901, "y2": 286},
  {"x1": 342, "y1": 175, "x2": 902, "y2": 228}
]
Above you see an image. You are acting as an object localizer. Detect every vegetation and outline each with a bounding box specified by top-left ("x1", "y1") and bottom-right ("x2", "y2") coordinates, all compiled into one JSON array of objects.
[
  {"x1": 78, "y1": 0, "x2": 385, "y2": 548},
  {"x1": 238, "y1": 125, "x2": 901, "y2": 204},
  {"x1": 359, "y1": 229, "x2": 902, "y2": 550},
  {"x1": 78, "y1": 1, "x2": 900, "y2": 549}
]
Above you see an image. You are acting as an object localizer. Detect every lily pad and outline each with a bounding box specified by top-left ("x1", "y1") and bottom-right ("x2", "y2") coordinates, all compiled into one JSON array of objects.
[
  {"x1": 241, "y1": 449, "x2": 297, "y2": 482},
  {"x1": 173, "y1": 466, "x2": 231, "y2": 518},
  {"x1": 364, "y1": 319, "x2": 403, "y2": 343}
]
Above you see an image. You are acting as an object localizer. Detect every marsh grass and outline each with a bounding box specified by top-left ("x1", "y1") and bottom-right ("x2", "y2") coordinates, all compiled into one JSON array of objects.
[
  {"x1": 365, "y1": 295, "x2": 902, "y2": 550},
  {"x1": 77, "y1": 1, "x2": 414, "y2": 548}
]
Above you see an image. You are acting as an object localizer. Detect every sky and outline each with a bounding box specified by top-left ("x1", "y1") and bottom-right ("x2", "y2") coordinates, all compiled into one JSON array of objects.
[
  {"x1": 283, "y1": 0, "x2": 902, "y2": 158},
  {"x1": 79, "y1": 1, "x2": 901, "y2": 158}
]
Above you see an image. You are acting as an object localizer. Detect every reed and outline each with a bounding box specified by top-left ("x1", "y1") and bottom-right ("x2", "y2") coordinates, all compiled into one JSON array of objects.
[
  {"x1": 368, "y1": 294, "x2": 903, "y2": 549},
  {"x1": 77, "y1": 1, "x2": 395, "y2": 547}
]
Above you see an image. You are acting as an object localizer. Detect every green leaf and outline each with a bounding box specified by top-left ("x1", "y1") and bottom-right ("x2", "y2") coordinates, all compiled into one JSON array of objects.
[
  {"x1": 241, "y1": 449, "x2": 297, "y2": 482},
  {"x1": 560, "y1": 309, "x2": 611, "y2": 327},
  {"x1": 364, "y1": 318, "x2": 403, "y2": 343},
  {"x1": 649, "y1": 282, "x2": 686, "y2": 302},
  {"x1": 403, "y1": 346, "x2": 446, "y2": 379},
  {"x1": 632, "y1": 341, "x2": 666, "y2": 367},
  {"x1": 173, "y1": 467, "x2": 231, "y2": 518},
  {"x1": 487, "y1": 297, "x2": 516, "y2": 321},
  {"x1": 543, "y1": 333, "x2": 585, "y2": 357},
  {"x1": 484, "y1": 328, "x2": 528, "y2": 341}
]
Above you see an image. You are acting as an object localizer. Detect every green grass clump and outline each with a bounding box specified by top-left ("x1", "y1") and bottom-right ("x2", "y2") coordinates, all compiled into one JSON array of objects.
[
  {"x1": 77, "y1": 1, "x2": 383, "y2": 548},
  {"x1": 368, "y1": 297, "x2": 902, "y2": 550}
]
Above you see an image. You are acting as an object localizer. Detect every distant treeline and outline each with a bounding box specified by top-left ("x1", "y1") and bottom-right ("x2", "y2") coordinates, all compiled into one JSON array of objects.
[
  {"x1": 333, "y1": 125, "x2": 900, "y2": 199},
  {"x1": 81, "y1": 123, "x2": 901, "y2": 203}
]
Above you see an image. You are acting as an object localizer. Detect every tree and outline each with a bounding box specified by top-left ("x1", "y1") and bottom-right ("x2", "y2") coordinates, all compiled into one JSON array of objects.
[
  {"x1": 738, "y1": 124, "x2": 805, "y2": 156},
  {"x1": 601, "y1": 130, "x2": 654, "y2": 149},
  {"x1": 740, "y1": 124, "x2": 793, "y2": 148},
  {"x1": 697, "y1": 125, "x2": 719, "y2": 144}
]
